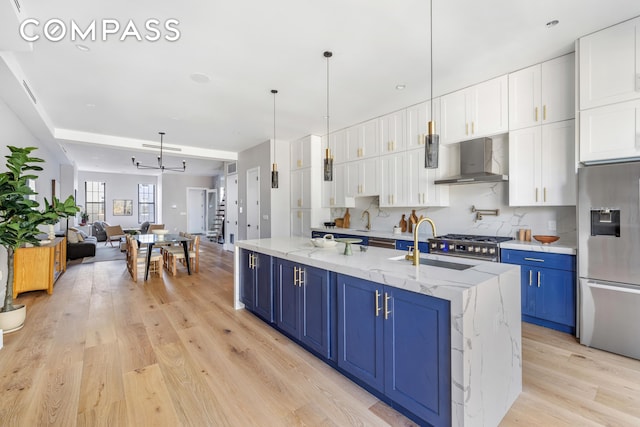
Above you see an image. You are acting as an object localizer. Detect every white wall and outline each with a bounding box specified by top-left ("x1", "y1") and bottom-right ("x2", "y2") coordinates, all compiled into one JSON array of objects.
[
  {"x1": 0, "y1": 96, "x2": 64, "y2": 306},
  {"x1": 237, "y1": 139, "x2": 290, "y2": 240},
  {"x1": 161, "y1": 174, "x2": 216, "y2": 233}
]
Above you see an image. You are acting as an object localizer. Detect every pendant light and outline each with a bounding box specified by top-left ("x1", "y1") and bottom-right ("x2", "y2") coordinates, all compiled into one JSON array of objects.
[
  {"x1": 425, "y1": 0, "x2": 439, "y2": 169},
  {"x1": 271, "y1": 89, "x2": 279, "y2": 189},
  {"x1": 323, "y1": 51, "x2": 334, "y2": 181}
]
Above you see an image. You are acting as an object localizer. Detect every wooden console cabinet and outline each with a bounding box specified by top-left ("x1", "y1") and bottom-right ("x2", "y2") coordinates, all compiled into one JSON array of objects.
[{"x1": 13, "y1": 236, "x2": 66, "y2": 298}]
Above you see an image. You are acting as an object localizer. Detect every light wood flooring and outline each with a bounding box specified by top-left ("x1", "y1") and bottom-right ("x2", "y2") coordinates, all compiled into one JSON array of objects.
[{"x1": 1, "y1": 240, "x2": 639, "y2": 426}]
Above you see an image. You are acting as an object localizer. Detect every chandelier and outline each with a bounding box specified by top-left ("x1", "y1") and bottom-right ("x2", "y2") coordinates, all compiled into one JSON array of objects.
[{"x1": 132, "y1": 132, "x2": 186, "y2": 172}]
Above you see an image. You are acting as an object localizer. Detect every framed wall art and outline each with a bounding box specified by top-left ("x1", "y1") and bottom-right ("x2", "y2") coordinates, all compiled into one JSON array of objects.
[{"x1": 113, "y1": 199, "x2": 133, "y2": 216}]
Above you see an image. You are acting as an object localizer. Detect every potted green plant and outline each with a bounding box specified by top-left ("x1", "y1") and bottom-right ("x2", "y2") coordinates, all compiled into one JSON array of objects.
[
  {"x1": 0, "y1": 146, "x2": 78, "y2": 333},
  {"x1": 80, "y1": 211, "x2": 89, "y2": 226}
]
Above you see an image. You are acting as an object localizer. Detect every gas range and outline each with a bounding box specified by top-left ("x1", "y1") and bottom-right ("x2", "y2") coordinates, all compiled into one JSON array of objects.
[{"x1": 428, "y1": 234, "x2": 512, "y2": 262}]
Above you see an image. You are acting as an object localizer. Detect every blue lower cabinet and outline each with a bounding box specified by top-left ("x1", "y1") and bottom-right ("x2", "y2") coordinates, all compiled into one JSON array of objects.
[
  {"x1": 336, "y1": 275, "x2": 385, "y2": 391},
  {"x1": 337, "y1": 274, "x2": 451, "y2": 427},
  {"x1": 240, "y1": 249, "x2": 273, "y2": 322},
  {"x1": 275, "y1": 258, "x2": 333, "y2": 359},
  {"x1": 502, "y1": 249, "x2": 576, "y2": 334}
]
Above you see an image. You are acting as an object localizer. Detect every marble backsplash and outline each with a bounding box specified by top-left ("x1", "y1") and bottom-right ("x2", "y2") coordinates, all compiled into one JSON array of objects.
[{"x1": 330, "y1": 183, "x2": 576, "y2": 241}]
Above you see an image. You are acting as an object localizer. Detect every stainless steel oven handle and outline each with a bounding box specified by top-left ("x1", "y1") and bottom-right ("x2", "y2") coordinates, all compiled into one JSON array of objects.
[{"x1": 524, "y1": 257, "x2": 545, "y2": 262}]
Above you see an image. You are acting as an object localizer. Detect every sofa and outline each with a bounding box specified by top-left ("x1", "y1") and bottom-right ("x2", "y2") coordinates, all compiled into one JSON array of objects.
[{"x1": 66, "y1": 228, "x2": 97, "y2": 260}]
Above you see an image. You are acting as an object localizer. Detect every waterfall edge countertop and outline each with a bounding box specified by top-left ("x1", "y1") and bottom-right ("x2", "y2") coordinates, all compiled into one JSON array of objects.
[{"x1": 234, "y1": 237, "x2": 522, "y2": 427}]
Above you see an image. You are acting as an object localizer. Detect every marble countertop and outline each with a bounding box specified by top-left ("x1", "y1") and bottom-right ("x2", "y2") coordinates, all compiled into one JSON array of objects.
[
  {"x1": 500, "y1": 233, "x2": 577, "y2": 255},
  {"x1": 237, "y1": 236, "x2": 518, "y2": 303},
  {"x1": 312, "y1": 226, "x2": 417, "y2": 241},
  {"x1": 313, "y1": 227, "x2": 578, "y2": 256}
]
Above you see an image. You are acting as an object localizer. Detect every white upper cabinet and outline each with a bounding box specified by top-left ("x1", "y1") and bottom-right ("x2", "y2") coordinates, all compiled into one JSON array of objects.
[
  {"x1": 322, "y1": 163, "x2": 349, "y2": 208},
  {"x1": 346, "y1": 157, "x2": 379, "y2": 197},
  {"x1": 509, "y1": 53, "x2": 575, "y2": 130},
  {"x1": 509, "y1": 120, "x2": 576, "y2": 206},
  {"x1": 579, "y1": 16, "x2": 640, "y2": 110},
  {"x1": 290, "y1": 136, "x2": 312, "y2": 170},
  {"x1": 379, "y1": 110, "x2": 406, "y2": 154},
  {"x1": 405, "y1": 146, "x2": 450, "y2": 207},
  {"x1": 406, "y1": 99, "x2": 441, "y2": 150},
  {"x1": 441, "y1": 75, "x2": 508, "y2": 144},
  {"x1": 379, "y1": 152, "x2": 406, "y2": 207},
  {"x1": 327, "y1": 130, "x2": 348, "y2": 164},
  {"x1": 290, "y1": 168, "x2": 310, "y2": 209},
  {"x1": 580, "y1": 99, "x2": 640, "y2": 163},
  {"x1": 346, "y1": 119, "x2": 379, "y2": 161}
]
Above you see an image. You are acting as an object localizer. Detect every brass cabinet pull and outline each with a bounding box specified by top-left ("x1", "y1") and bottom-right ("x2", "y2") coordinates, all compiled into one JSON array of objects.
[
  {"x1": 384, "y1": 293, "x2": 391, "y2": 320},
  {"x1": 529, "y1": 270, "x2": 533, "y2": 286},
  {"x1": 535, "y1": 107, "x2": 539, "y2": 122},
  {"x1": 537, "y1": 271, "x2": 541, "y2": 287},
  {"x1": 293, "y1": 267, "x2": 298, "y2": 286},
  {"x1": 472, "y1": 121, "x2": 475, "y2": 134},
  {"x1": 535, "y1": 188, "x2": 539, "y2": 202},
  {"x1": 543, "y1": 105, "x2": 547, "y2": 121},
  {"x1": 375, "y1": 290, "x2": 381, "y2": 316},
  {"x1": 330, "y1": 197, "x2": 335, "y2": 206},
  {"x1": 544, "y1": 187, "x2": 547, "y2": 202},
  {"x1": 298, "y1": 267, "x2": 304, "y2": 287},
  {"x1": 297, "y1": 159, "x2": 302, "y2": 168},
  {"x1": 465, "y1": 123, "x2": 469, "y2": 135},
  {"x1": 298, "y1": 199, "x2": 302, "y2": 207}
]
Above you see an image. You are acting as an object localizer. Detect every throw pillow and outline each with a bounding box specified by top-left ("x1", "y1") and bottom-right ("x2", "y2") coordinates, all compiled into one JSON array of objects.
[
  {"x1": 67, "y1": 231, "x2": 79, "y2": 244},
  {"x1": 77, "y1": 232, "x2": 84, "y2": 242},
  {"x1": 78, "y1": 230, "x2": 89, "y2": 238}
]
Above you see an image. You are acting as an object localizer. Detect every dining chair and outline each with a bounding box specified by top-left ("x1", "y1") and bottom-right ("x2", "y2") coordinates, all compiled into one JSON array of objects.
[
  {"x1": 127, "y1": 234, "x2": 162, "y2": 282},
  {"x1": 164, "y1": 234, "x2": 200, "y2": 276}
]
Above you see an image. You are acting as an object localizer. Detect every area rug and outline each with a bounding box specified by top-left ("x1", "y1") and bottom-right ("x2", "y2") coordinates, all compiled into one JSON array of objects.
[{"x1": 82, "y1": 245, "x2": 126, "y2": 263}]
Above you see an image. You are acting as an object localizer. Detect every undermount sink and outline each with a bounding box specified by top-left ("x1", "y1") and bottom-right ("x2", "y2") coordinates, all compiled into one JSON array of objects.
[{"x1": 388, "y1": 255, "x2": 474, "y2": 271}]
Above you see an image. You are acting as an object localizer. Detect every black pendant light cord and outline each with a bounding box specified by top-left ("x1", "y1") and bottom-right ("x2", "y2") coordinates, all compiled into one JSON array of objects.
[
  {"x1": 430, "y1": 0, "x2": 434, "y2": 126},
  {"x1": 272, "y1": 89, "x2": 277, "y2": 158},
  {"x1": 325, "y1": 51, "x2": 332, "y2": 149}
]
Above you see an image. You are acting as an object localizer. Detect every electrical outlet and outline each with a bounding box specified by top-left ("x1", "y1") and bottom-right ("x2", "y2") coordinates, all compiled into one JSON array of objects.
[{"x1": 548, "y1": 220, "x2": 557, "y2": 232}]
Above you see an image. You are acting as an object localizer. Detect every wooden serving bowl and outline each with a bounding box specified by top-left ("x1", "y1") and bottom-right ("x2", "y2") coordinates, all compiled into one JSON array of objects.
[{"x1": 533, "y1": 235, "x2": 559, "y2": 244}]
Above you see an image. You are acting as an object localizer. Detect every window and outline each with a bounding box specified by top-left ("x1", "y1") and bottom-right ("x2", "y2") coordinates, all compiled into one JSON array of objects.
[
  {"x1": 138, "y1": 184, "x2": 156, "y2": 223},
  {"x1": 85, "y1": 181, "x2": 105, "y2": 223}
]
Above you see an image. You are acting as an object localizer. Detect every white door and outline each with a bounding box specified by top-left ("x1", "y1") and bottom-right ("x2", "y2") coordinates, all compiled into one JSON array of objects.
[
  {"x1": 187, "y1": 188, "x2": 206, "y2": 234},
  {"x1": 246, "y1": 167, "x2": 260, "y2": 240},
  {"x1": 224, "y1": 174, "x2": 238, "y2": 251}
]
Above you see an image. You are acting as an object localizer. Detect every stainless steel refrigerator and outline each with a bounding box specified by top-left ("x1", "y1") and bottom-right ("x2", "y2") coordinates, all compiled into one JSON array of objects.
[{"x1": 578, "y1": 162, "x2": 640, "y2": 360}]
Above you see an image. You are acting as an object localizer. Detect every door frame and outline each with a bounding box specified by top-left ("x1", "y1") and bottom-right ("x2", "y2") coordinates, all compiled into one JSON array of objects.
[
  {"x1": 186, "y1": 187, "x2": 208, "y2": 234},
  {"x1": 246, "y1": 167, "x2": 260, "y2": 240}
]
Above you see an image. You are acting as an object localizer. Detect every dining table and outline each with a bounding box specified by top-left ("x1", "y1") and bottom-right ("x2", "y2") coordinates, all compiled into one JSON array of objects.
[{"x1": 134, "y1": 233, "x2": 191, "y2": 280}]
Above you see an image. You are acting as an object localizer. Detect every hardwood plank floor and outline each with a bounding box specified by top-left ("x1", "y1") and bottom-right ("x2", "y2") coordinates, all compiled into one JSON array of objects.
[{"x1": 1, "y1": 240, "x2": 639, "y2": 426}]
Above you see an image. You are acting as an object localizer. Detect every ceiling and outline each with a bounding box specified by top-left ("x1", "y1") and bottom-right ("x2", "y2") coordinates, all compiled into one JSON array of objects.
[{"x1": 2, "y1": 0, "x2": 640, "y2": 176}]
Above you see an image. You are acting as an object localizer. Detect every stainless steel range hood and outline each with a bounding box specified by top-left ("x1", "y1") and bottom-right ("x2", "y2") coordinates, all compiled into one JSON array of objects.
[{"x1": 434, "y1": 137, "x2": 508, "y2": 185}]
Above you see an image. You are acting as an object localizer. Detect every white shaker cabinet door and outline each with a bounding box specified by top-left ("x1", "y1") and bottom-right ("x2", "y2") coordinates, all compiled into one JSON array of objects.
[
  {"x1": 509, "y1": 126, "x2": 541, "y2": 206},
  {"x1": 379, "y1": 110, "x2": 406, "y2": 154},
  {"x1": 579, "y1": 16, "x2": 640, "y2": 110},
  {"x1": 580, "y1": 99, "x2": 640, "y2": 163},
  {"x1": 541, "y1": 53, "x2": 575, "y2": 124},
  {"x1": 541, "y1": 120, "x2": 576, "y2": 206},
  {"x1": 380, "y1": 152, "x2": 406, "y2": 207}
]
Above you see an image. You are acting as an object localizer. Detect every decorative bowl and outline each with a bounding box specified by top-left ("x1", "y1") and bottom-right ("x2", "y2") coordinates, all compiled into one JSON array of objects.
[
  {"x1": 152, "y1": 229, "x2": 169, "y2": 235},
  {"x1": 311, "y1": 234, "x2": 337, "y2": 248},
  {"x1": 533, "y1": 235, "x2": 559, "y2": 244}
]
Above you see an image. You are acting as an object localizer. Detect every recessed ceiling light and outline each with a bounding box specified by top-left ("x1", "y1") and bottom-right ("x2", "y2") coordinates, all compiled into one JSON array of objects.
[
  {"x1": 76, "y1": 44, "x2": 90, "y2": 52},
  {"x1": 546, "y1": 20, "x2": 559, "y2": 28},
  {"x1": 190, "y1": 73, "x2": 211, "y2": 84},
  {"x1": 396, "y1": 84, "x2": 406, "y2": 90},
  {"x1": 86, "y1": 103, "x2": 96, "y2": 108}
]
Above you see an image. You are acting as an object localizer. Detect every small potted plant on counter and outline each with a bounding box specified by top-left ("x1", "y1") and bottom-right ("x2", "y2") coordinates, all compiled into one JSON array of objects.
[
  {"x1": 0, "y1": 146, "x2": 78, "y2": 333},
  {"x1": 80, "y1": 211, "x2": 89, "y2": 226}
]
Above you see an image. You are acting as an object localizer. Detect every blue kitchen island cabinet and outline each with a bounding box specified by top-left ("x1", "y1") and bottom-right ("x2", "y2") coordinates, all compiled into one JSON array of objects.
[
  {"x1": 239, "y1": 249, "x2": 273, "y2": 322},
  {"x1": 337, "y1": 274, "x2": 451, "y2": 427},
  {"x1": 501, "y1": 249, "x2": 576, "y2": 334},
  {"x1": 275, "y1": 258, "x2": 333, "y2": 359}
]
